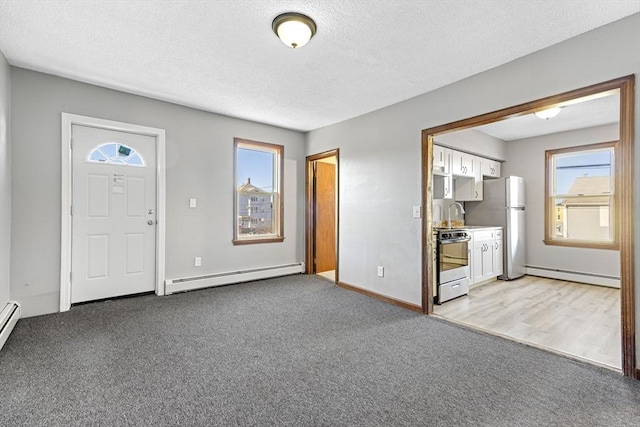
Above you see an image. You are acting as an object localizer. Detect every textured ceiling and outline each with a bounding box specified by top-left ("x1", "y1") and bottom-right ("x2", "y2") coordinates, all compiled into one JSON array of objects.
[{"x1": 1, "y1": 1, "x2": 638, "y2": 132}]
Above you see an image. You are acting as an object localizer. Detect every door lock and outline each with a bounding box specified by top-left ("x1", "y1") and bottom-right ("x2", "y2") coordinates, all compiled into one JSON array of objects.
[{"x1": 148, "y1": 209, "x2": 155, "y2": 215}]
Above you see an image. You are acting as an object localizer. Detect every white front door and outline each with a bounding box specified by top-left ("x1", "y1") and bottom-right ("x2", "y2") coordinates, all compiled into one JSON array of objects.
[{"x1": 71, "y1": 124, "x2": 157, "y2": 303}]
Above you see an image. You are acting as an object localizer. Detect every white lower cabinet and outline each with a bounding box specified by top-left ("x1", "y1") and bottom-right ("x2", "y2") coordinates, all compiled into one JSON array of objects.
[
  {"x1": 470, "y1": 228, "x2": 503, "y2": 285},
  {"x1": 494, "y1": 230, "x2": 503, "y2": 277}
]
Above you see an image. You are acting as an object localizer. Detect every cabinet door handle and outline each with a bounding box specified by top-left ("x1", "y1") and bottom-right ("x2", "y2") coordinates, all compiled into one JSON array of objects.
[
  {"x1": 475, "y1": 190, "x2": 478, "y2": 198},
  {"x1": 495, "y1": 242, "x2": 498, "y2": 249}
]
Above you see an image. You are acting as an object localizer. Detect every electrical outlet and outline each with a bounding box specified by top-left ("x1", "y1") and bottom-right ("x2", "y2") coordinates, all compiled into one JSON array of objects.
[
  {"x1": 377, "y1": 266, "x2": 384, "y2": 277},
  {"x1": 189, "y1": 198, "x2": 197, "y2": 208},
  {"x1": 194, "y1": 257, "x2": 202, "y2": 267},
  {"x1": 412, "y1": 205, "x2": 422, "y2": 218}
]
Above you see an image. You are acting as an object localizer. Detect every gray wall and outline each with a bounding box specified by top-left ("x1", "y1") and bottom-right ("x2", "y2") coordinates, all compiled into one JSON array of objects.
[
  {"x1": 11, "y1": 68, "x2": 306, "y2": 317},
  {"x1": 306, "y1": 14, "x2": 639, "y2": 313},
  {"x1": 0, "y1": 51, "x2": 10, "y2": 307},
  {"x1": 504, "y1": 124, "x2": 620, "y2": 278},
  {"x1": 435, "y1": 128, "x2": 507, "y2": 161}
]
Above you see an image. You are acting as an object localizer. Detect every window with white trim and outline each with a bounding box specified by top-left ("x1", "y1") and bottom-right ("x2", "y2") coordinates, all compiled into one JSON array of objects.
[
  {"x1": 233, "y1": 138, "x2": 284, "y2": 244},
  {"x1": 545, "y1": 141, "x2": 618, "y2": 249}
]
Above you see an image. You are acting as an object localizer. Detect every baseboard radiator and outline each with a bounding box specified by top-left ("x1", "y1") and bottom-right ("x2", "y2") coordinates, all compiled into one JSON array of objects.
[
  {"x1": 0, "y1": 302, "x2": 21, "y2": 351},
  {"x1": 526, "y1": 266, "x2": 620, "y2": 288},
  {"x1": 165, "y1": 262, "x2": 306, "y2": 294}
]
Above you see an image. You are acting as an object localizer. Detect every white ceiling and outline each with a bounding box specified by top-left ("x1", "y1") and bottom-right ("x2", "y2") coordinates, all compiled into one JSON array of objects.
[
  {"x1": 474, "y1": 92, "x2": 621, "y2": 141},
  {"x1": 0, "y1": 1, "x2": 638, "y2": 132}
]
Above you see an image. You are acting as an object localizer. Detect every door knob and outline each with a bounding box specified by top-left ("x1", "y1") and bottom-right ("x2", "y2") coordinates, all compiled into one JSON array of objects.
[
  {"x1": 147, "y1": 220, "x2": 155, "y2": 225},
  {"x1": 148, "y1": 209, "x2": 155, "y2": 214}
]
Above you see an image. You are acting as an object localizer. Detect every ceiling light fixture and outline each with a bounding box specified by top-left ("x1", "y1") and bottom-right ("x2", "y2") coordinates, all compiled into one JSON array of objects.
[
  {"x1": 272, "y1": 12, "x2": 317, "y2": 49},
  {"x1": 534, "y1": 107, "x2": 562, "y2": 120}
]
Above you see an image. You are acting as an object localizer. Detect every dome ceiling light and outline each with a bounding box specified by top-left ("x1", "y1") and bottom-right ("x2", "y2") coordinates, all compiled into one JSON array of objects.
[
  {"x1": 272, "y1": 12, "x2": 317, "y2": 49},
  {"x1": 534, "y1": 107, "x2": 562, "y2": 120}
]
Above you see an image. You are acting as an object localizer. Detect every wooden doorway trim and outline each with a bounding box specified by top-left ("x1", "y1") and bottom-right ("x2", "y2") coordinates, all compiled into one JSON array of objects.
[
  {"x1": 306, "y1": 149, "x2": 340, "y2": 282},
  {"x1": 421, "y1": 75, "x2": 636, "y2": 378}
]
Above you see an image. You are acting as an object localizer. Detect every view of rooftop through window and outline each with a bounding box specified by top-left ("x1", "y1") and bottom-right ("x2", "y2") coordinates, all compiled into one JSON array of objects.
[
  {"x1": 555, "y1": 149, "x2": 611, "y2": 195},
  {"x1": 236, "y1": 147, "x2": 274, "y2": 192},
  {"x1": 233, "y1": 139, "x2": 283, "y2": 243},
  {"x1": 548, "y1": 142, "x2": 616, "y2": 246}
]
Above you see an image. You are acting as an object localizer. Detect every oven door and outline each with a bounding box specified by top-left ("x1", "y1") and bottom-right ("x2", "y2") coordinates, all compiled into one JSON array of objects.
[{"x1": 438, "y1": 239, "x2": 470, "y2": 284}]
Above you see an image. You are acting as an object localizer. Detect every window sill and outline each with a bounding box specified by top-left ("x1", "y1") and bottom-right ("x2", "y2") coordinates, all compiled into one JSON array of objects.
[
  {"x1": 233, "y1": 237, "x2": 285, "y2": 246},
  {"x1": 543, "y1": 239, "x2": 619, "y2": 251}
]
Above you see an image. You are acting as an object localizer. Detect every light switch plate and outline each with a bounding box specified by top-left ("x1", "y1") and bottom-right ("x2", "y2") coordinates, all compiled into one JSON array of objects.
[
  {"x1": 189, "y1": 198, "x2": 197, "y2": 208},
  {"x1": 412, "y1": 205, "x2": 422, "y2": 218}
]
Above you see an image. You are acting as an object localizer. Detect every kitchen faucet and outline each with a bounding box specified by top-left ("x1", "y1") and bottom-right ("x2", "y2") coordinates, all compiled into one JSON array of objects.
[{"x1": 447, "y1": 202, "x2": 465, "y2": 229}]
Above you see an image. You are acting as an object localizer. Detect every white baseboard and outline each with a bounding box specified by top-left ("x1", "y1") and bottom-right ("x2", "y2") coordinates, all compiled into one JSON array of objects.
[
  {"x1": 0, "y1": 302, "x2": 21, "y2": 351},
  {"x1": 165, "y1": 263, "x2": 306, "y2": 294},
  {"x1": 526, "y1": 266, "x2": 620, "y2": 288}
]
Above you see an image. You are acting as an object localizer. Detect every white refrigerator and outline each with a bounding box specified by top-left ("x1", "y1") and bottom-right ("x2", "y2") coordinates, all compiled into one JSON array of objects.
[{"x1": 465, "y1": 176, "x2": 526, "y2": 280}]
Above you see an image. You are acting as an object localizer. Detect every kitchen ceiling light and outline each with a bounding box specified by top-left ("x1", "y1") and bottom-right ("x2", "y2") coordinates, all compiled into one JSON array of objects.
[
  {"x1": 534, "y1": 107, "x2": 562, "y2": 120},
  {"x1": 272, "y1": 12, "x2": 317, "y2": 49}
]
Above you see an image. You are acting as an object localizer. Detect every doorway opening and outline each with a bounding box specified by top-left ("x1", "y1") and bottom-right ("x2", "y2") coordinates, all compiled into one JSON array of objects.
[
  {"x1": 306, "y1": 150, "x2": 339, "y2": 282},
  {"x1": 422, "y1": 76, "x2": 636, "y2": 378}
]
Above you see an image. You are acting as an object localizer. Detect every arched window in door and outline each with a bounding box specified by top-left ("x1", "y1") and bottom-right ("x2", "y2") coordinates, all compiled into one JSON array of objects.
[{"x1": 87, "y1": 142, "x2": 145, "y2": 167}]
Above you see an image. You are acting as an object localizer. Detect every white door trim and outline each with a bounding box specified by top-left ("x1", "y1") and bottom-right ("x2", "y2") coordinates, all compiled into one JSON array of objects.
[{"x1": 60, "y1": 113, "x2": 166, "y2": 312}]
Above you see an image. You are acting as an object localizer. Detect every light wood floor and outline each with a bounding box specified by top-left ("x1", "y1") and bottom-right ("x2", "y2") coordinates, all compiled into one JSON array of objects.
[
  {"x1": 317, "y1": 270, "x2": 336, "y2": 281},
  {"x1": 433, "y1": 275, "x2": 621, "y2": 369}
]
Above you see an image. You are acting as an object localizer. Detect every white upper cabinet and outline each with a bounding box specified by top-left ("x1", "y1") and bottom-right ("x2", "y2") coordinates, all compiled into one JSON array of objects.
[
  {"x1": 432, "y1": 145, "x2": 501, "y2": 201},
  {"x1": 454, "y1": 155, "x2": 483, "y2": 201},
  {"x1": 433, "y1": 145, "x2": 451, "y2": 175},
  {"x1": 473, "y1": 156, "x2": 483, "y2": 200},
  {"x1": 434, "y1": 174, "x2": 453, "y2": 199},
  {"x1": 481, "y1": 158, "x2": 501, "y2": 178},
  {"x1": 451, "y1": 150, "x2": 475, "y2": 178}
]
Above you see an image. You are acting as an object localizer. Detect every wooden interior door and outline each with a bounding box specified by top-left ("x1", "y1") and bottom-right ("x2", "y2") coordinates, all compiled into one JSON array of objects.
[{"x1": 315, "y1": 161, "x2": 336, "y2": 273}]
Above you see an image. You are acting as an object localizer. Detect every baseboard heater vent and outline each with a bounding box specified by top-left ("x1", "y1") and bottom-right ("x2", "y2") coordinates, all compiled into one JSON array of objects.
[
  {"x1": 165, "y1": 262, "x2": 306, "y2": 294},
  {"x1": 0, "y1": 302, "x2": 21, "y2": 351},
  {"x1": 526, "y1": 266, "x2": 620, "y2": 288}
]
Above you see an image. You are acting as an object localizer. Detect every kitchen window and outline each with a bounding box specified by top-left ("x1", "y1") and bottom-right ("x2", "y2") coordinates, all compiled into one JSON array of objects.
[
  {"x1": 544, "y1": 141, "x2": 618, "y2": 249},
  {"x1": 233, "y1": 138, "x2": 284, "y2": 245}
]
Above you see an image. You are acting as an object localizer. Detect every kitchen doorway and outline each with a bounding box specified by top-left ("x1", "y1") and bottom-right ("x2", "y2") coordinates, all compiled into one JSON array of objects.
[
  {"x1": 422, "y1": 76, "x2": 636, "y2": 378},
  {"x1": 306, "y1": 150, "x2": 339, "y2": 282}
]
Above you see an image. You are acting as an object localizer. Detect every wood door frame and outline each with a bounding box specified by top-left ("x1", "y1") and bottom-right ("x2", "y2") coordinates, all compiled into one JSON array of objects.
[
  {"x1": 421, "y1": 75, "x2": 636, "y2": 378},
  {"x1": 60, "y1": 113, "x2": 167, "y2": 312},
  {"x1": 305, "y1": 149, "x2": 339, "y2": 281}
]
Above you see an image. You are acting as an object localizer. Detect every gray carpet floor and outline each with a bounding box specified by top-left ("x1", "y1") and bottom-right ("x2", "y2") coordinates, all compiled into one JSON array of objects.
[{"x1": 1, "y1": 274, "x2": 640, "y2": 426}]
